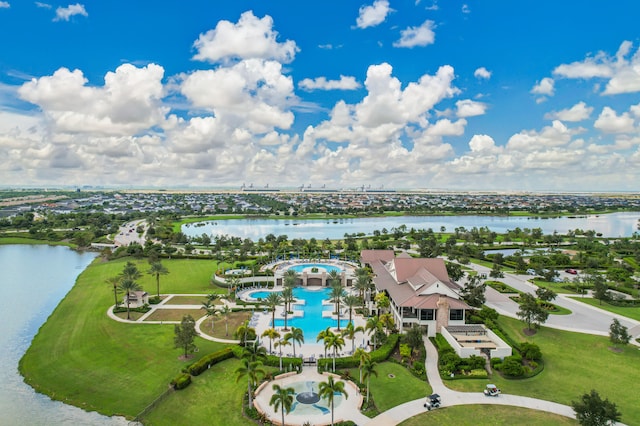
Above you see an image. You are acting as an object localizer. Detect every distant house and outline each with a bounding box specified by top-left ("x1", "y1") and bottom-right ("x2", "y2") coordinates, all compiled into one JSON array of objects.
[
  {"x1": 124, "y1": 291, "x2": 149, "y2": 308},
  {"x1": 360, "y1": 250, "x2": 471, "y2": 337}
]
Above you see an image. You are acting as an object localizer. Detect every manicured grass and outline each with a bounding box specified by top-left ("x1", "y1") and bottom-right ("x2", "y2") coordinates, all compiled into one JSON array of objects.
[
  {"x1": 546, "y1": 303, "x2": 572, "y2": 315},
  {"x1": 348, "y1": 362, "x2": 432, "y2": 413},
  {"x1": 19, "y1": 257, "x2": 231, "y2": 418},
  {"x1": 533, "y1": 279, "x2": 580, "y2": 294},
  {"x1": 114, "y1": 310, "x2": 146, "y2": 320},
  {"x1": 144, "y1": 308, "x2": 205, "y2": 322},
  {"x1": 163, "y1": 295, "x2": 210, "y2": 305},
  {"x1": 142, "y1": 358, "x2": 253, "y2": 425},
  {"x1": 200, "y1": 311, "x2": 252, "y2": 339},
  {"x1": 0, "y1": 236, "x2": 71, "y2": 246},
  {"x1": 486, "y1": 280, "x2": 519, "y2": 293},
  {"x1": 569, "y1": 297, "x2": 640, "y2": 321},
  {"x1": 443, "y1": 316, "x2": 640, "y2": 424},
  {"x1": 398, "y1": 405, "x2": 577, "y2": 425}
]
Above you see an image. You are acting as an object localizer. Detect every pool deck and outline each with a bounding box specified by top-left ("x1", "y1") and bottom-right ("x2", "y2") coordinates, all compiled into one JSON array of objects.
[{"x1": 253, "y1": 367, "x2": 367, "y2": 426}]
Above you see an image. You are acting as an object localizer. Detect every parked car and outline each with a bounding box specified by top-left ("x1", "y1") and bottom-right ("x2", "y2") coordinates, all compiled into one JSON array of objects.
[
  {"x1": 565, "y1": 268, "x2": 578, "y2": 275},
  {"x1": 526, "y1": 269, "x2": 537, "y2": 275},
  {"x1": 424, "y1": 393, "x2": 441, "y2": 410},
  {"x1": 483, "y1": 384, "x2": 501, "y2": 397}
]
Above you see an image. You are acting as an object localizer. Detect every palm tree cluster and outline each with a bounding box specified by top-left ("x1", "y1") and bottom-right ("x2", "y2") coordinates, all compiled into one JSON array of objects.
[{"x1": 235, "y1": 341, "x2": 267, "y2": 408}]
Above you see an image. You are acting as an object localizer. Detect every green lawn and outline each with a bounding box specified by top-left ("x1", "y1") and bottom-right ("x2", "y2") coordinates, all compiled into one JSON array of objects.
[
  {"x1": 533, "y1": 279, "x2": 580, "y2": 294},
  {"x1": 443, "y1": 316, "x2": 640, "y2": 424},
  {"x1": 349, "y1": 362, "x2": 432, "y2": 413},
  {"x1": 19, "y1": 257, "x2": 230, "y2": 418},
  {"x1": 399, "y1": 405, "x2": 577, "y2": 425},
  {"x1": 569, "y1": 297, "x2": 640, "y2": 321},
  {"x1": 141, "y1": 358, "x2": 256, "y2": 425}
]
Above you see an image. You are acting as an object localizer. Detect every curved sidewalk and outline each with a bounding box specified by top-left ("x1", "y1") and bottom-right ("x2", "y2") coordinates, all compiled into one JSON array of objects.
[{"x1": 364, "y1": 336, "x2": 583, "y2": 426}]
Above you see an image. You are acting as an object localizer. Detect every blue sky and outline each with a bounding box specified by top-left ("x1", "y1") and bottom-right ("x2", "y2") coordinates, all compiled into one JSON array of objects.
[{"x1": 1, "y1": 1, "x2": 640, "y2": 191}]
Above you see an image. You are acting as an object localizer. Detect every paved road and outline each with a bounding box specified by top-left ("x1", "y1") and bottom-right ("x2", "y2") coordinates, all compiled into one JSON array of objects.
[{"x1": 113, "y1": 219, "x2": 147, "y2": 246}]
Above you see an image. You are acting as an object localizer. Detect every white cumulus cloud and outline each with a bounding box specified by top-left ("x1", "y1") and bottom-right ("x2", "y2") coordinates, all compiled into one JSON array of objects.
[
  {"x1": 474, "y1": 67, "x2": 491, "y2": 79},
  {"x1": 531, "y1": 77, "x2": 555, "y2": 96},
  {"x1": 298, "y1": 75, "x2": 361, "y2": 91},
  {"x1": 54, "y1": 3, "x2": 87, "y2": 21},
  {"x1": 192, "y1": 11, "x2": 298, "y2": 64},
  {"x1": 393, "y1": 20, "x2": 435, "y2": 48},
  {"x1": 594, "y1": 107, "x2": 636, "y2": 133},
  {"x1": 544, "y1": 101, "x2": 593, "y2": 122},
  {"x1": 0, "y1": 2, "x2": 10, "y2": 9},
  {"x1": 456, "y1": 99, "x2": 487, "y2": 118},
  {"x1": 356, "y1": 0, "x2": 391, "y2": 29}
]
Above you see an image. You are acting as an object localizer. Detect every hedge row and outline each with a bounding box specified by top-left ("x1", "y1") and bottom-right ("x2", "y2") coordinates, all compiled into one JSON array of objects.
[
  {"x1": 230, "y1": 345, "x2": 303, "y2": 372},
  {"x1": 170, "y1": 373, "x2": 191, "y2": 390},
  {"x1": 317, "y1": 334, "x2": 399, "y2": 371},
  {"x1": 185, "y1": 347, "x2": 235, "y2": 376}
]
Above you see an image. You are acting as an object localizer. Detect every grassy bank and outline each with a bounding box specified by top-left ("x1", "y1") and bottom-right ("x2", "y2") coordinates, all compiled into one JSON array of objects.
[
  {"x1": 398, "y1": 405, "x2": 577, "y2": 425},
  {"x1": 444, "y1": 316, "x2": 640, "y2": 424},
  {"x1": 569, "y1": 296, "x2": 640, "y2": 321},
  {"x1": 19, "y1": 257, "x2": 229, "y2": 418}
]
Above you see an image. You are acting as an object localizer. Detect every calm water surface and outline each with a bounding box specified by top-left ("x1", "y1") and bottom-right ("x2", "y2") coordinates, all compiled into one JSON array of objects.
[
  {"x1": 183, "y1": 212, "x2": 640, "y2": 240},
  {"x1": 0, "y1": 245, "x2": 127, "y2": 426}
]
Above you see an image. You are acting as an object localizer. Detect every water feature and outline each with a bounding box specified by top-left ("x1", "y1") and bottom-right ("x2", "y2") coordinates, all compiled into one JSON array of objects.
[
  {"x1": 182, "y1": 211, "x2": 640, "y2": 239},
  {"x1": 287, "y1": 381, "x2": 342, "y2": 415},
  {"x1": 287, "y1": 263, "x2": 343, "y2": 273},
  {"x1": 0, "y1": 245, "x2": 127, "y2": 426}
]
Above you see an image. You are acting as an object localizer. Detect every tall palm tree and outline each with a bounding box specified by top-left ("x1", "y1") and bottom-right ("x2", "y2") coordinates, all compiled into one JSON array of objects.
[
  {"x1": 242, "y1": 340, "x2": 268, "y2": 363},
  {"x1": 201, "y1": 300, "x2": 218, "y2": 332},
  {"x1": 284, "y1": 326, "x2": 304, "y2": 358},
  {"x1": 362, "y1": 358, "x2": 378, "y2": 404},
  {"x1": 269, "y1": 384, "x2": 295, "y2": 426},
  {"x1": 354, "y1": 348, "x2": 369, "y2": 384},
  {"x1": 365, "y1": 316, "x2": 383, "y2": 349},
  {"x1": 283, "y1": 269, "x2": 299, "y2": 288},
  {"x1": 275, "y1": 338, "x2": 291, "y2": 370},
  {"x1": 105, "y1": 275, "x2": 121, "y2": 307},
  {"x1": 235, "y1": 320, "x2": 256, "y2": 346},
  {"x1": 264, "y1": 292, "x2": 282, "y2": 327},
  {"x1": 219, "y1": 305, "x2": 231, "y2": 336},
  {"x1": 235, "y1": 358, "x2": 265, "y2": 408},
  {"x1": 147, "y1": 261, "x2": 168, "y2": 298},
  {"x1": 330, "y1": 283, "x2": 346, "y2": 331},
  {"x1": 354, "y1": 274, "x2": 370, "y2": 302},
  {"x1": 319, "y1": 375, "x2": 349, "y2": 426},
  {"x1": 121, "y1": 261, "x2": 142, "y2": 282},
  {"x1": 316, "y1": 327, "x2": 334, "y2": 359},
  {"x1": 380, "y1": 312, "x2": 395, "y2": 335},
  {"x1": 261, "y1": 328, "x2": 280, "y2": 354},
  {"x1": 343, "y1": 294, "x2": 360, "y2": 325},
  {"x1": 327, "y1": 269, "x2": 341, "y2": 287},
  {"x1": 325, "y1": 332, "x2": 345, "y2": 372},
  {"x1": 281, "y1": 287, "x2": 294, "y2": 331},
  {"x1": 341, "y1": 321, "x2": 364, "y2": 353},
  {"x1": 119, "y1": 278, "x2": 141, "y2": 320},
  {"x1": 226, "y1": 275, "x2": 241, "y2": 297}
]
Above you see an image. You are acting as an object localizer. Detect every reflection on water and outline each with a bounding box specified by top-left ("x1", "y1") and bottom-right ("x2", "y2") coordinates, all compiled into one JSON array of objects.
[
  {"x1": 182, "y1": 212, "x2": 640, "y2": 240},
  {"x1": 0, "y1": 245, "x2": 127, "y2": 426}
]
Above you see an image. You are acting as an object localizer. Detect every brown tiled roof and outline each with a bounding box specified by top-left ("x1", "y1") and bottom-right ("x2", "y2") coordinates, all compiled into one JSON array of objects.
[{"x1": 361, "y1": 249, "x2": 394, "y2": 264}]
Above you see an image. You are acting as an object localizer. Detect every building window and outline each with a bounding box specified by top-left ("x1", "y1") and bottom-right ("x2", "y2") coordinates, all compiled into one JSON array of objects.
[
  {"x1": 449, "y1": 309, "x2": 464, "y2": 321},
  {"x1": 420, "y1": 309, "x2": 434, "y2": 320}
]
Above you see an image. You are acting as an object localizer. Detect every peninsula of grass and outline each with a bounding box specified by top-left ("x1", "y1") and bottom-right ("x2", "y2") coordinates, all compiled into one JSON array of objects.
[
  {"x1": 144, "y1": 308, "x2": 204, "y2": 322},
  {"x1": 348, "y1": 362, "x2": 432, "y2": 415},
  {"x1": 162, "y1": 295, "x2": 211, "y2": 305},
  {"x1": 443, "y1": 316, "x2": 640, "y2": 424},
  {"x1": 19, "y1": 257, "x2": 231, "y2": 418},
  {"x1": 569, "y1": 296, "x2": 640, "y2": 321},
  {"x1": 398, "y1": 405, "x2": 577, "y2": 425}
]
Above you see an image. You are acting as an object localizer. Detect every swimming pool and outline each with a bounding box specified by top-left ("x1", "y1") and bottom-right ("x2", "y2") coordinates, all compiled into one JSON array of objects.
[
  {"x1": 247, "y1": 287, "x2": 348, "y2": 342},
  {"x1": 287, "y1": 263, "x2": 343, "y2": 274}
]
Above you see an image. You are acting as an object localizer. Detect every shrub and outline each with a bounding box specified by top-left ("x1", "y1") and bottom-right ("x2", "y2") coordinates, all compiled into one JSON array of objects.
[
  {"x1": 521, "y1": 342, "x2": 542, "y2": 360},
  {"x1": 499, "y1": 356, "x2": 525, "y2": 377},
  {"x1": 186, "y1": 347, "x2": 234, "y2": 376},
  {"x1": 170, "y1": 373, "x2": 191, "y2": 390},
  {"x1": 317, "y1": 334, "x2": 399, "y2": 370}
]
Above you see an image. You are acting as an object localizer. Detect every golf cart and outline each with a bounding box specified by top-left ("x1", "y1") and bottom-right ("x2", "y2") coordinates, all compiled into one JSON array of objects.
[
  {"x1": 483, "y1": 384, "x2": 501, "y2": 397},
  {"x1": 423, "y1": 393, "x2": 441, "y2": 410}
]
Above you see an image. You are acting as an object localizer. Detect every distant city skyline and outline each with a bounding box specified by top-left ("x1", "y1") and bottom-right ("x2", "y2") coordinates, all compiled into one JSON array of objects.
[{"x1": 1, "y1": 1, "x2": 640, "y2": 191}]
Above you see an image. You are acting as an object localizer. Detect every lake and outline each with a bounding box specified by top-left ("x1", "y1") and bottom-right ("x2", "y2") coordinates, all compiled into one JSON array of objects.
[
  {"x1": 182, "y1": 212, "x2": 640, "y2": 240},
  {"x1": 0, "y1": 245, "x2": 127, "y2": 426}
]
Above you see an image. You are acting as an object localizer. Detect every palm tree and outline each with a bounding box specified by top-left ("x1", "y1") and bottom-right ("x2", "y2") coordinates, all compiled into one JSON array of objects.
[
  {"x1": 380, "y1": 312, "x2": 395, "y2": 335},
  {"x1": 330, "y1": 283, "x2": 346, "y2": 331},
  {"x1": 316, "y1": 327, "x2": 334, "y2": 359},
  {"x1": 226, "y1": 275, "x2": 241, "y2": 297},
  {"x1": 105, "y1": 275, "x2": 121, "y2": 307},
  {"x1": 283, "y1": 269, "x2": 299, "y2": 288},
  {"x1": 354, "y1": 274, "x2": 370, "y2": 301},
  {"x1": 325, "y1": 332, "x2": 345, "y2": 372},
  {"x1": 261, "y1": 328, "x2": 280, "y2": 354},
  {"x1": 242, "y1": 340, "x2": 267, "y2": 363},
  {"x1": 275, "y1": 338, "x2": 291, "y2": 370},
  {"x1": 343, "y1": 294, "x2": 360, "y2": 325},
  {"x1": 354, "y1": 348, "x2": 369, "y2": 384},
  {"x1": 319, "y1": 375, "x2": 349, "y2": 426},
  {"x1": 365, "y1": 316, "x2": 383, "y2": 349},
  {"x1": 219, "y1": 305, "x2": 231, "y2": 336},
  {"x1": 147, "y1": 261, "x2": 168, "y2": 298},
  {"x1": 341, "y1": 321, "x2": 364, "y2": 353},
  {"x1": 362, "y1": 357, "x2": 378, "y2": 404},
  {"x1": 119, "y1": 277, "x2": 142, "y2": 320},
  {"x1": 201, "y1": 300, "x2": 218, "y2": 332},
  {"x1": 264, "y1": 292, "x2": 282, "y2": 327},
  {"x1": 120, "y1": 261, "x2": 142, "y2": 282},
  {"x1": 281, "y1": 287, "x2": 294, "y2": 331},
  {"x1": 235, "y1": 358, "x2": 265, "y2": 408},
  {"x1": 235, "y1": 320, "x2": 256, "y2": 346},
  {"x1": 284, "y1": 326, "x2": 304, "y2": 358},
  {"x1": 327, "y1": 269, "x2": 341, "y2": 287},
  {"x1": 269, "y1": 384, "x2": 295, "y2": 426}
]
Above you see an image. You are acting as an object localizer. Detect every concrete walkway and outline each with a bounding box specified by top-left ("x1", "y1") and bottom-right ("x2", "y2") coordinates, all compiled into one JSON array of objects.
[{"x1": 364, "y1": 336, "x2": 581, "y2": 426}]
